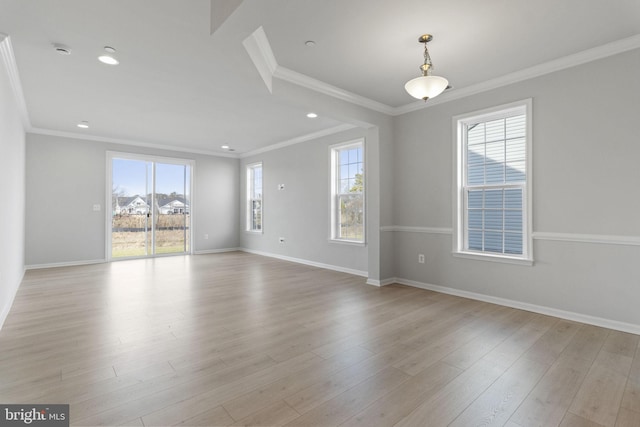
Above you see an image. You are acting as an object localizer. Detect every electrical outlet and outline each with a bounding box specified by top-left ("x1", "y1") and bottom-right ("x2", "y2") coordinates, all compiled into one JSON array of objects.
[
  {"x1": 418, "y1": 254, "x2": 425, "y2": 264},
  {"x1": 278, "y1": 184, "x2": 285, "y2": 190},
  {"x1": 279, "y1": 237, "x2": 285, "y2": 243},
  {"x1": 92, "y1": 204, "x2": 101, "y2": 211},
  {"x1": 204, "y1": 234, "x2": 209, "y2": 240}
]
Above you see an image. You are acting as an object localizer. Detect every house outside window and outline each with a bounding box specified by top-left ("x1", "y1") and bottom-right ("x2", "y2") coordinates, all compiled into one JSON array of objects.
[
  {"x1": 247, "y1": 162, "x2": 263, "y2": 232},
  {"x1": 330, "y1": 139, "x2": 365, "y2": 243},
  {"x1": 453, "y1": 99, "x2": 532, "y2": 264}
]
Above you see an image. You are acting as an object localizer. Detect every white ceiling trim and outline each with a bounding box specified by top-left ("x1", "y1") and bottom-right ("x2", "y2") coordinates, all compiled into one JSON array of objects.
[
  {"x1": 273, "y1": 66, "x2": 396, "y2": 115},
  {"x1": 8, "y1": 28, "x2": 639, "y2": 159},
  {"x1": 242, "y1": 26, "x2": 277, "y2": 93},
  {"x1": 243, "y1": 27, "x2": 395, "y2": 115},
  {"x1": 9, "y1": 24, "x2": 345, "y2": 160},
  {"x1": 29, "y1": 127, "x2": 239, "y2": 159},
  {"x1": 246, "y1": 28, "x2": 640, "y2": 117},
  {"x1": 240, "y1": 123, "x2": 356, "y2": 158},
  {"x1": 394, "y1": 33, "x2": 640, "y2": 115},
  {"x1": 0, "y1": 33, "x2": 32, "y2": 129}
]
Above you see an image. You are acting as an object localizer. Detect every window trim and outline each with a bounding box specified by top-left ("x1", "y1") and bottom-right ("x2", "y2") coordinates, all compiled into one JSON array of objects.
[
  {"x1": 246, "y1": 162, "x2": 263, "y2": 234},
  {"x1": 452, "y1": 99, "x2": 533, "y2": 265},
  {"x1": 329, "y1": 138, "x2": 366, "y2": 245}
]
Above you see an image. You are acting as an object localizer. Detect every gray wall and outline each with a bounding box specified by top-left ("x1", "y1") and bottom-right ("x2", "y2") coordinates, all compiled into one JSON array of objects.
[
  {"x1": 25, "y1": 133, "x2": 239, "y2": 266},
  {"x1": 12, "y1": 40, "x2": 640, "y2": 332},
  {"x1": 240, "y1": 127, "x2": 369, "y2": 274},
  {"x1": 0, "y1": 42, "x2": 26, "y2": 327},
  {"x1": 260, "y1": 78, "x2": 395, "y2": 283},
  {"x1": 391, "y1": 48, "x2": 640, "y2": 326}
]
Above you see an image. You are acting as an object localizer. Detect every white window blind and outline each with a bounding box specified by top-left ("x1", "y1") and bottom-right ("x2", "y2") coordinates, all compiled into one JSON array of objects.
[
  {"x1": 454, "y1": 100, "x2": 532, "y2": 263},
  {"x1": 466, "y1": 114, "x2": 526, "y2": 255}
]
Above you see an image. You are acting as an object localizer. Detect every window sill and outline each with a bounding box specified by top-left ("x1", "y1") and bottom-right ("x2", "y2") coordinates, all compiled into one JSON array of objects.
[
  {"x1": 245, "y1": 230, "x2": 263, "y2": 235},
  {"x1": 329, "y1": 239, "x2": 366, "y2": 247},
  {"x1": 453, "y1": 251, "x2": 533, "y2": 266}
]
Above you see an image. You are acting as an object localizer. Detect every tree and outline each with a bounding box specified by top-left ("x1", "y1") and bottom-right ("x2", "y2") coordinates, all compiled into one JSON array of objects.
[
  {"x1": 112, "y1": 185, "x2": 126, "y2": 215},
  {"x1": 340, "y1": 172, "x2": 364, "y2": 239},
  {"x1": 350, "y1": 173, "x2": 363, "y2": 193},
  {"x1": 112, "y1": 185, "x2": 126, "y2": 198}
]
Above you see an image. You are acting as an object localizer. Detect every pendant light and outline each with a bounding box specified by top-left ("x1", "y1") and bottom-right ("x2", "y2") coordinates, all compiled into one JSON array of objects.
[{"x1": 405, "y1": 34, "x2": 448, "y2": 101}]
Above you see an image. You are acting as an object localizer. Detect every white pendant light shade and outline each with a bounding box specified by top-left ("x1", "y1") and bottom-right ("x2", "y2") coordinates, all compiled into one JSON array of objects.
[
  {"x1": 405, "y1": 75, "x2": 448, "y2": 101},
  {"x1": 405, "y1": 34, "x2": 449, "y2": 101}
]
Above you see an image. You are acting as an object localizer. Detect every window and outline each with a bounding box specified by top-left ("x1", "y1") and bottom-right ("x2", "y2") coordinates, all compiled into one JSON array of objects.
[
  {"x1": 246, "y1": 163, "x2": 262, "y2": 232},
  {"x1": 330, "y1": 140, "x2": 365, "y2": 243},
  {"x1": 108, "y1": 152, "x2": 192, "y2": 260},
  {"x1": 454, "y1": 99, "x2": 532, "y2": 264}
]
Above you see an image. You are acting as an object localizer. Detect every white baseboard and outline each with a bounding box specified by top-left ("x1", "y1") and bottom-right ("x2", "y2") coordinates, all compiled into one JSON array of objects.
[
  {"x1": 240, "y1": 248, "x2": 368, "y2": 278},
  {"x1": 193, "y1": 247, "x2": 241, "y2": 255},
  {"x1": 0, "y1": 268, "x2": 25, "y2": 330},
  {"x1": 391, "y1": 277, "x2": 640, "y2": 335},
  {"x1": 0, "y1": 302, "x2": 11, "y2": 330},
  {"x1": 25, "y1": 259, "x2": 106, "y2": 270},
  {"x1": 366, "y1": 278, "x2": 396, "y2": 287}
]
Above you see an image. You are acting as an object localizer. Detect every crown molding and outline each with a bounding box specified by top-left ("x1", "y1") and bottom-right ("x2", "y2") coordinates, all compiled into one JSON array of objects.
[
  {"x1": 243, "y1": 26, "x2": 278, "y2": 93},
  {"x1": 10, "y1": 29, "x2": 639, "y2": 162},
  {"x1": 273, "y1": 66, "x2": 396, "y2": 115},
  {"x1": 392, "y1": 33, "x2": 640, "y2": 115},
  {"x1": 245, "y1": 27, "x2": 640, "y2": 117},
  {"x1": 0, "y1": 33, "x2": 32, "y2": 129},
  {"x1": 244, "y1": 26, "x2": 395, "y2": 115},
  {"x1": 240, "y1": 123, "x2": 356, "y2": 158},
  {"x1": 273, "y1": 66, "x2": 395, "y2": 115},
  {"x1": 30, "y1": 125, "x2": 359, "y2": 161},
  {"x1": 29, "y1": 127, "x2": 239, "y2": 159}
]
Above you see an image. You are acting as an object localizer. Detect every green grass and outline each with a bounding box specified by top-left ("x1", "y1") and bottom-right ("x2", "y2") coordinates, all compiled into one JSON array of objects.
[
  {"x1": 111, "y1": 230, "x2": 188, "y2": 258},
  {"x1": 112, "y1": 245, "x2": 187, "y2": 258}
]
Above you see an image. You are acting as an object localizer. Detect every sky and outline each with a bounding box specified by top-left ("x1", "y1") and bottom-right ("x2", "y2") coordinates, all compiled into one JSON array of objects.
[{"x1": 112, "y1": 158, "x2": 190, "y2": 196}]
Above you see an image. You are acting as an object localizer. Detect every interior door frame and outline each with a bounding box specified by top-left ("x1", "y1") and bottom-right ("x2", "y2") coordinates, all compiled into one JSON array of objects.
[{"x1": 106, "y1": 151, "x2": 195, "y2": 261}]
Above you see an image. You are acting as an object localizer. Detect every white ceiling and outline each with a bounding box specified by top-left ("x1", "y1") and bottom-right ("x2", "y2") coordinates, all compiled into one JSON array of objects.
[{"x1": 1, "y1": 0, "x2": 639, "y2": 156}]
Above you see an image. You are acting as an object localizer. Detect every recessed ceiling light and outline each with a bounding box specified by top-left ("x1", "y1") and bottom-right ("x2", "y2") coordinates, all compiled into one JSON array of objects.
[
  {"x1": 305, "y1": 40, "x2": 316, "y2": 47},
  {"x1": 98, "y1": 46, "x2": 119, "y2": 65},
  {"x1": 77, "y1": 121, "x2": 89, "y2": 129},
  {"x1": 221, "y1": 145, "x2": 230, "y2": 149},
  {"x1": 98, "y1": 55, "x2": 119, "y2": 65},
  {"x1": 306, "y1": 112, "x2": 318, "y2": 118},
  {"x1": 53, "y1": 43, "x2": 71, "y2": 55}
]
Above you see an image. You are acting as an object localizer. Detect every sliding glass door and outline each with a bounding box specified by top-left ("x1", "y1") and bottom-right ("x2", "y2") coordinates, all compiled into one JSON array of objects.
[
  {"x1": 108, "y1": 152, "x2": 192, "y2": 260},
  {"x1": 154, "y1": 162, "x2": 191, "y2": 255}
]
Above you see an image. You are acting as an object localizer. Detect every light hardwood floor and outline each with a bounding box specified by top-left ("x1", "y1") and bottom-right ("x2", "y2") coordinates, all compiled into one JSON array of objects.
[{"x1": 1, "y1": 252, "x2": 639, "y2": 427}]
